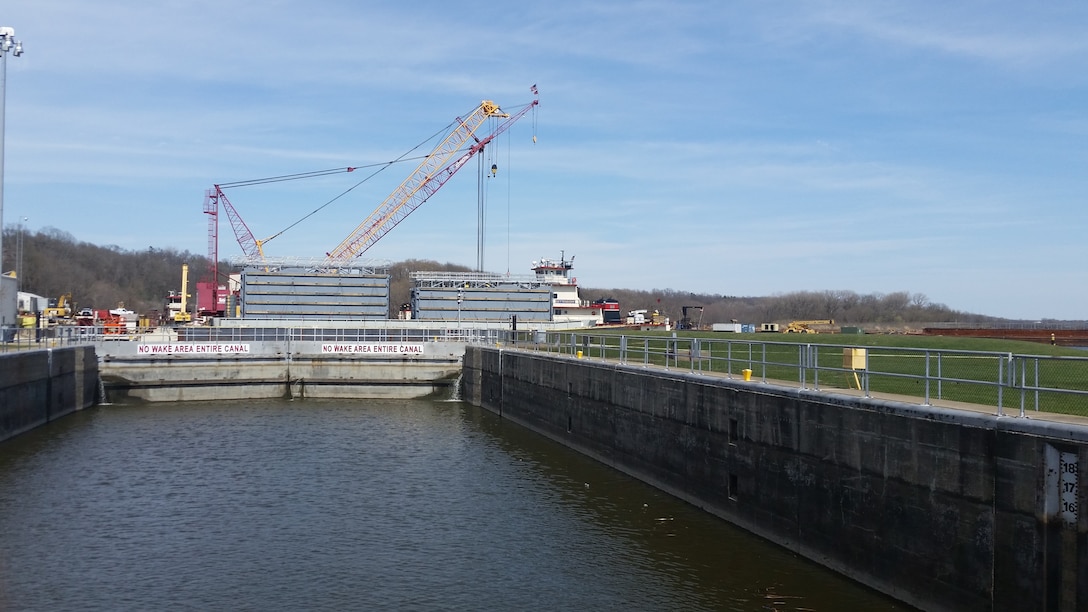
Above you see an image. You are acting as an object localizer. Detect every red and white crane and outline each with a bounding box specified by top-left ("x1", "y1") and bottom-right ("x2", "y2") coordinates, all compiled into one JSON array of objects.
[
  {"x1": 200, "y1": 167, "x2": 356, "y2": 316},
  {"x1": 325, "y1": 93, "x2": 538, "y2": 264},
  {"x1": 200, "y1": 88, "x2": 539, "y2": 314}
]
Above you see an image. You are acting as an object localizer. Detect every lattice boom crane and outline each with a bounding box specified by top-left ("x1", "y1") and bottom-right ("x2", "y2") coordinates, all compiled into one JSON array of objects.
[
  {"x1": 204, "y1": 185, "x2": 263, "y2": 260},
  {"x1": 325, "y1": 93, "x2": 539, "y2": 263},
  {"x1": 202, "y1": 184, "x2": 264, "y2": 316}
]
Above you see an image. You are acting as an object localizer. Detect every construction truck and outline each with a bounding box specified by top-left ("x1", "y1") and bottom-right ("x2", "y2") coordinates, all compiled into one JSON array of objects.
[
  {"x1": 626, "y1": 309, "x2": 669, "y2": 328},
  {"x1": 785, "y1": 319, "x2": 835, "y2": 333}
]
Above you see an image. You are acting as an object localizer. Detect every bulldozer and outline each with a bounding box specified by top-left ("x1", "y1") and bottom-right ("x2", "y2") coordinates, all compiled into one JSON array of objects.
[{"x1": 785, "y1": 319, "x2": 835, "y2": 333}]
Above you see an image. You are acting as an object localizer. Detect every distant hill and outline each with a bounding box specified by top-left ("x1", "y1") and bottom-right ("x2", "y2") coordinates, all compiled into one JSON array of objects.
[
  {"x1": 1, "y1": 227, "x2": 476, "y2": 318},
  {"x1": 5, "y1": 227, "x2": 204, "y2": 316},
  {"x1": 576, "y1": 286, "x2": 997, "y2": 330},
  {"x1": 3, "y1": 227, "x2": 1004, "y2": 326}
]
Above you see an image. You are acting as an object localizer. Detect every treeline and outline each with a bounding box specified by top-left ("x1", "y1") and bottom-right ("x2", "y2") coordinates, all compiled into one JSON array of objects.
[
  {"x1": 4, "y1": 227, "x2": 209, "y2": 316},
  {"x1": 1, "y1": 228, "x2": 476, "y2": 318},
  {"x1": 4, "y1": 227, "x2": 1001, "y2": 326},
  {"x1": 388, "y1": 259, "x2": 474, "y2": 315},
  {"x1": 576, "y1": 286, "x2": 998, "y2": 329}
]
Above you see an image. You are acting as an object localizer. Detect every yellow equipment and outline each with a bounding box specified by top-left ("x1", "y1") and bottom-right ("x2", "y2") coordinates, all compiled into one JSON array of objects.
[
  {"x1": 785, "y1": 319, "x2": 835, "y2": 333},
  {"x1": 172, "y1": 264, "x2": 192, "y2": 323},
  {"x1": 43, "y1": 293, "x2": 73, "y2": 324}
]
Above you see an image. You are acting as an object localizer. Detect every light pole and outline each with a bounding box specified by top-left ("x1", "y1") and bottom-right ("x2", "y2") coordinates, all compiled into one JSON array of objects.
[
  {"x1": 457, "y1": 288, "x2": 463, "y2": 332},
  {"x1": 15, "y1": 215, "x2": 25, "y2": 289},
  {"x1": 0, "y1": 26, "x2": 25, "y2": 275}
]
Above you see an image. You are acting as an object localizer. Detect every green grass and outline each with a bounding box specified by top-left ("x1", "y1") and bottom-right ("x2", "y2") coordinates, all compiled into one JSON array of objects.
[{"x1": 542, "y1": 330, "x2": 1088, "y2": 417}]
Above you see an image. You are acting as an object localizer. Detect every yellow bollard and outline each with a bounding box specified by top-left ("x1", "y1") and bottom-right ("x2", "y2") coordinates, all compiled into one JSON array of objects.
[
  {"x1": 742, "y1": 369, "x2": 752, "y2": 381},
  {"x1": 577, "y1": 350, "x2": 583, "y2": 359}
]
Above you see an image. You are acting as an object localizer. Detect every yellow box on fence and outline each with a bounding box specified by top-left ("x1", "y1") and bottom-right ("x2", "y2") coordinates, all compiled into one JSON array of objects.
[
  {"x1": 843, "y1": 348, "x2": 866, "y2": 389},
  {"x1": 843, "y1": 348, "x2": 867, "y2": 370}
]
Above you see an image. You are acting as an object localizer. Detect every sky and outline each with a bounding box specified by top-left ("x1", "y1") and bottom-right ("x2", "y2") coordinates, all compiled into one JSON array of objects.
[{"x1": 1, "y1": 1, "x2": 1085, "y2": 320}]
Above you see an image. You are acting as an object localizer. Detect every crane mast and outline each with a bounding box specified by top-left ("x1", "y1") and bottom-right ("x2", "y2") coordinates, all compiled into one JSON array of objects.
[
  {"x1": 205, "y1": 185, "x2": 265, "y2": 260},
  {"x1": 202, "y1": 185, "x2": 266, "y2": 316},
  {"x1": 325, "y1": 95, "x2": 538, "y2": 263}
]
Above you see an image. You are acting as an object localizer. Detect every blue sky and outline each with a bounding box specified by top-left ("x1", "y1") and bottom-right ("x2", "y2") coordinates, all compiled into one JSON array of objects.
[{"x1": 2, "y1": 1, "x2": 1085, "y2": 320}]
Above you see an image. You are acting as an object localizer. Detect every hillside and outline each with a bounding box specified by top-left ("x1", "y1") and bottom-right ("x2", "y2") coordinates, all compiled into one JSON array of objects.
[
  {"x1": 5, "y1": 228, "x2": 205, "y2": 316},
  {"x1": 575, "y1": 286, "x2": 998, "y2": 330},
  {"x1": 3, "y1": 227, "x2": 1006, "y2": 326}
]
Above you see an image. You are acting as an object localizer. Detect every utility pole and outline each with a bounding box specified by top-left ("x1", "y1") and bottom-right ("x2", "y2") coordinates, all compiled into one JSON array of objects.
[
  {"x1": 457, "y1": 287, "x2": 463, "y2": 331},
  {"x1": 0, "y1": 26, "x2": 25, "y2": 275},
  {"x1": 16, "y1": 215, "x2": 26, "y2": 289}
]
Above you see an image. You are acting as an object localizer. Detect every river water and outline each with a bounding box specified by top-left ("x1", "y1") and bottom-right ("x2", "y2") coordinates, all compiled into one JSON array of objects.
[{"x1": 0, "y1": 399, "x2": 908, "y2": 611}]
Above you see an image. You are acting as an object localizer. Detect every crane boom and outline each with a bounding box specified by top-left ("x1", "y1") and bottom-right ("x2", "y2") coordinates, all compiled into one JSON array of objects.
[
  {"x1": 325, "y1": 96, "x2": 538, "y2": 263},
  {"x1": 205, "y1": 185, "x2": 264, "y2": 260}
]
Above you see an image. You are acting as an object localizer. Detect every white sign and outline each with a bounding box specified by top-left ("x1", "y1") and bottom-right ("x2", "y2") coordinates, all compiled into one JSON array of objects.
[
  {"x1": 137, "y1": 343, "x2": 252, "y2": 355},
  {"x1": 321, "y1": 343, "x2": 425, "y2": 355}
]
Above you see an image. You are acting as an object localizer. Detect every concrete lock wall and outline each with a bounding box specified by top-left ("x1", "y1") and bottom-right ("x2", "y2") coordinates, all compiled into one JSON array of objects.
[
  {"x1": 98, "y1": 341, "x2": 465, "y2": 402},
  {"x1": 463, "y1": 346, "x2": 1088, "y2": 612},
  {"x1": 0, "y1": 347, "x2": 99, "y2": 442}
]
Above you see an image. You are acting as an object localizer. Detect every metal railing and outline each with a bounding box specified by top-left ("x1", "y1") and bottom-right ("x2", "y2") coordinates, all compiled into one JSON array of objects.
[
  {"x1": 0, "y1": 325, "x2": 103, "y2": 351},
  {"x1": 505, "y1": 331, "x2": 1088, "y2": 418},
  {"x1": 7, "y1": 325, "x2": 1086, "y2": 417},
  {"x1": 0, "y1": 325, "x2": 508, "y2": 352}
]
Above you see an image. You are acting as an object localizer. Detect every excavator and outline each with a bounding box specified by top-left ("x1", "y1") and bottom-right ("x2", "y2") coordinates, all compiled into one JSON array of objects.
[
  {"x1": 785, "y1": 319, "x2": 835, "y2": 333},
  {"x1": 42, "y1": 293, "x2": 73, "y2": 325}
]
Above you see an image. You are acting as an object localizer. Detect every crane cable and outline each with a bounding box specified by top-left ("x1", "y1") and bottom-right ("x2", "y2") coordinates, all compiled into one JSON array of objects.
[{"x1": 217, "y1": 112, "x2": 476, "y2": 248}]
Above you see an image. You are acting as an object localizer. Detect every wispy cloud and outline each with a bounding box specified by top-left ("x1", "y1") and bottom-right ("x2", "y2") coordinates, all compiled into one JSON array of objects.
[
  {"x1": 808, "y1": 2, "x2": 1088, "y2": 69},
  {"x1": 3, "y1": 0, "x2": 1085, "y2": 319}
]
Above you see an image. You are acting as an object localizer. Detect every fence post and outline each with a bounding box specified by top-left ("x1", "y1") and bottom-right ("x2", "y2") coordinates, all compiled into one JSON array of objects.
[
  {"x1": 760, "y1": 343, "x2": 766, "y2": 382},
  {"x1": 937, "y1": 352, "x2": 943, "y2": 401},
  {"x1": 798, "y1": 345, "x2": 805, "y2": 389},
  {"x1": 1014, "y1": 355, "x2": 1022, "y2": 415},
  {"x1": 923, "y1": 350, "x2": 931, "y2": 405},
  {"x1": 1033, "y1": 358, "x2": 1040, "y2": 413},
  {"x1": 726, "y1": 341, "x2": 733, "y2": 378},
  {"x1": 996, "y1": 354, "x2": 1007, "y2": 417},
  {"x1": 863, "y1": 357, "x2": 871, "y2": 398}
]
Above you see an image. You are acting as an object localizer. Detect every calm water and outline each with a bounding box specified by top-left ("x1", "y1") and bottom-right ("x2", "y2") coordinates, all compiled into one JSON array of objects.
[{"x1": 0, "y1": 399, "x2": 908, "y2": 611}]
